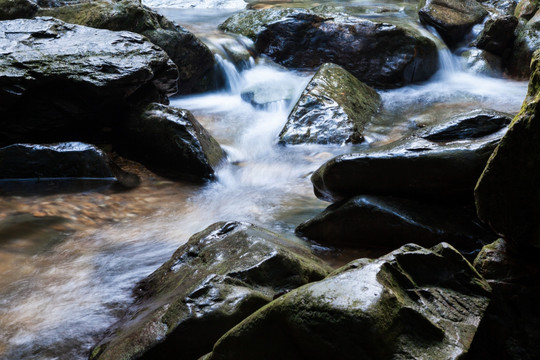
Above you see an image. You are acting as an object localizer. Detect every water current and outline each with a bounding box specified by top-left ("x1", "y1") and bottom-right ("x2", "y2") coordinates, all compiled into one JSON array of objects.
[{"x1": 0, "y1": 1, "x2": 529, "y2": 359}]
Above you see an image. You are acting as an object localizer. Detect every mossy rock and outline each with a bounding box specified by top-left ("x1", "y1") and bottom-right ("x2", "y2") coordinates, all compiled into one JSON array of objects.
[
  {"x1": 475, "y1": 49, "x2": 540, "y2": 248},
  {"x1": 205, "y1": 243, "x2": 491, "y2": 360},
  {"x1": 89, "y1": 221, "x2": 331, "y2": 360},
  {"x1": 279, "y1": 63, "x2": 381, "y2": 145}
]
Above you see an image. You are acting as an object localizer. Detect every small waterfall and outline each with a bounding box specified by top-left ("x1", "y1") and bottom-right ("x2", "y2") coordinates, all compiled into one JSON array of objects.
[
  {"x1": 214, "y1": 54, "x2": 243, "y2": 93},
  {"x1": 425, "y1": 26, "x2": 461, "y2": 73}
]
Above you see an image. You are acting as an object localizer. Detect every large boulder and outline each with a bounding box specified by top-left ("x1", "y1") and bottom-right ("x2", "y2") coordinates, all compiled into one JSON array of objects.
[
  {"x1": 419, "y1": 0, "x2": 488, "y2": 46},
  {"x1": 476, "y1": 14, "x2": 518, "y2": 57},
  {"x1": 117, "y1": 103, "x2": 226, "y2": 182},
  {"x1": 221, "y1": 9, "x2": 439, "y2": 88},
  {"x1": 296, "y1": 195, "x2": 492, "y2": 251},
  {"x1": 475, "y1": 50, "x2": 540, "y2": 248},
  {"x1": 311, "y1": 131, "x2": 504, "y2": 202},
  {"x1": 507, "y1": 11, "x2": 540, "y2": 78},
  {"x1": 0, "y1": 17, "x2": 178, "y2": 146},
  {"x1": 205, "y1": 243, "x2": 491, "y2": 360},
  {"x1": 278, "y1": 63, "x2": 381, "y2": 145},
  {"x1": 0, "y1": 0, "x2": 38, "y2": 20},
  {"x1": 38, "y1": 0, "x2": 214, "y2": 93},
  {"x1": 89, "y1": 221, "x2": 331, "y2": 360}
]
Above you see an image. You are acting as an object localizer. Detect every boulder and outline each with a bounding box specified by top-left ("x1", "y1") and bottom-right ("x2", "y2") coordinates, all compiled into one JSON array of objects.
[
  {"x1": 0, "y1": 142, "x2": 140, "y2": 187},
  {"x1": 296, "y1": 195, "x2": 492, "y2": 251},
  {"x1": 117, "y1": 103, "x2": 226, "y2": 182},
  {"x1": 475, "y1": 50, "x2": 540, "y2": 248},
  {"x1": 507, "y1": 11, "x2": 540, "y2": 78},
  {"x1": 38, "y1": 0, "x2": 214, "y2": 93},
  {"x1": 460, "y1": 48, "x2": 504, "y2": 77},
  {"x1": 416, "y1": 109, "x2": 512, "y2": 141},
  {"x1": 418, "y1": 0, "x2": 488, "y2": 46},
  {"x1": 0, "y1": 0, "x2": 38, "y2": 20},
  {"x1": 515, "y1": 0, "x2": 539, "y2": 20},
  {"x1": 278, "y1": 63, "x2": 381, "y2": 145},
  {"x1": 89, "y1": 221, "x2": 331, "y2": 360},
  {"x1": 476, "y1": 14, "x2": 518, "y2": 57},
  {"x1": 0, "y1": 17, "x2": 178, "y2": 146},
  {"x1": 221, "y1": 9, "x2": 439, "y2": 88},
  {"x1": 467, "y1": 239, "x2": 540, "y2": 359},
  {"x1": 311, "y1": 132, "x2": 504, "y2": 202},
  {"x1": 205, "y1": 243, "x2": 491, "y2": 360}
]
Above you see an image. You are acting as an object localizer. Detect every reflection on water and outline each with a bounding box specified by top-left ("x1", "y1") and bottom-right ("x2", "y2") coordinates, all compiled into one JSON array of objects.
[{"x1": 0, "y1": 1, "x2": 530, "y2": 359}]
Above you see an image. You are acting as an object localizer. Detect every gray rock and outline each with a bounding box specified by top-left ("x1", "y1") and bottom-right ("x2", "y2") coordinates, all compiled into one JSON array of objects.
[
  {"x1": 507, "y1": 11, "x2": 540, "y2": 78},
  {"x1": 240, "y1": 82, "x2": 296, "y2": 109},
  {"x1": 279, "y1": 63, "x2": 381, "y2": 145},
  {"x1": 89, "y1": 221, "x2": 331, "y2": 360},
  {"x1": 117, "y1": 103, "x2": 226, "y2": 182},
  {"x1": 205, "y1": 243, "x2": 491, "y2": 360},
  {"x1": 460, "y1": 48, "x2": 504, "y2": 77},
  {"x1": 0, "y1": 0, "x2": 38, "y2": 20},
  {"x1": 0, "y1": 17, "x2": 178, "y2": 146}
]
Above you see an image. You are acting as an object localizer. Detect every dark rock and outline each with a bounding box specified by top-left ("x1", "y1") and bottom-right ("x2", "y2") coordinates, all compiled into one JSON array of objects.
[
  {"x1": 419, "y1": 0, "x2": 488, "y2": 46},
  {"x1": 476, "y1": 14, "x2": 518, "y2": 57},
  {"x1": 205, "y1": 243, "x2": 491, "y2": 360},
  {"x1": 278, "y1": 63, "x2": 381, "y2": 145},
  {"x1": 0, "y1": 142, "x2": 140, "y2": 187},
  {"x1": 89, "y1": 221, "x2": 331, "y2": 360},
  {"x1": 311, "y1": 132, "x2": 503, "y2": 202},
  {"x1": 460, "y1": 48, "x2": 504, "y2": 77},
  {"x1": 117, "y1": 103, "x2": 225, "y2": 182},
  {"x1": 468, "y1": 239, "x2": 540, "y2": 360},
  {"x1": 507, "y1": 12, "x2": 540, "y2": 79},
  {"x1": 0, "y1": 17, "x2": 178, "y2": 146},
  {"x1": 475, "y1": 50, "x2": 540, "y2": 248},
  {"x1": 221, "y1": 8, "x2": 439, "y2": 88},
  {"x1": 416, "y1": 109, "x2": 512, "y2": 141},
  {"x1": 38, "y1": 0, "x2": 214, "y2": 94},
  {"x1": 296, "y1": 195, "x2": 492, "y2": 251},
  {"x1": 0, "y1": 0, "x2": 38, "y2": 20}
]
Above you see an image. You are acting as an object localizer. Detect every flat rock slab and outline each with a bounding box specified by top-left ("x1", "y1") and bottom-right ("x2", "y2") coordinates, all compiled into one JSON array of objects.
[
  {"x1": 0, "y1": 17, "x2": 178, "y2": 145},
  {"x1": 205, "y1": 243, "x2": 491, "y2": 360},
  {"x1": 279, "y1": 63, "x2": 381, "y2": 145},
  {"x1": 90, "y1": 221, "x2": 331, "y2": 360}
]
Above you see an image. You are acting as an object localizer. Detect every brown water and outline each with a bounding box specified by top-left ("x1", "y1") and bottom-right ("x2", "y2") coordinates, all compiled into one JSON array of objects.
[{"x1": 0, "y1": 1, "x2": 529, "y2": 359}]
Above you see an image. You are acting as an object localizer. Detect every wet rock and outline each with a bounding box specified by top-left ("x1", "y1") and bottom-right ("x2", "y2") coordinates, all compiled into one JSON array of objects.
[
  {"x1": 0, "y1": 0, "x2": 38, "y2": 20},
  {"x1": 475, "y1": 50, "x2": 540, "y2": 248},
  {"x1": 279, "y1": 63, "x2": 381, "y2": 145},
  {"x1": 418, "y1": 0, "x2": 488, "y2": 46},
  {"x1": 311, "y1": 132, "x2": 503, "y2": 202},
  {"x1": 459, "y1": 48, "x2": 504, "y2": 77},
  {"x1": 416, "y1": 109, "x2": 512, "y2": 141},
  {"x1": 205, "y1": 243, "x2": 491, "y2": 360},
  {"x1": 477, "y1": 0, "x2": 519, "y2": 15},
  {"x1": 221, "y1": 8, "x2": 439, "y2": 88},
  {"x1": 89, "y1": 221, "x2": 331, "y2": 360},
  {"x1": 507, "y1": 11, "x2": 540, "y2": 78},
  {"x1": 0, "y1": 142, "x2": 140, "y2": 188},
  {"x1": 240, "y1": 82, "x2": 296, "y2": 109},
  {"x1": 515, "y1": 0, "x2": 539, "y2": 20},
  {"x1": 476, "y1": 14, "x2": 518, "y2": 57},
  {"x1": 0, "y1": 17, "x2": 178, "y2": 146},
  {"x1": 38, "y1": 0, "x2": 214, "y2": 94},
  {"x1": 467, "y1": 239, "x2": 540, "y2": 359},
  {"x1": 296, "y1": 195, "x2": 492, "y2": 251},
  {"x1": 117, "y1": 103, "x2": 225, "y2": 182}
]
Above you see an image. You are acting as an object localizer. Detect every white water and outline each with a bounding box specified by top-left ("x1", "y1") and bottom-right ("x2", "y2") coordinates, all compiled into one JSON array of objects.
[{"x1": 0, "y1": 2, "x2": 529, "y2": 360}]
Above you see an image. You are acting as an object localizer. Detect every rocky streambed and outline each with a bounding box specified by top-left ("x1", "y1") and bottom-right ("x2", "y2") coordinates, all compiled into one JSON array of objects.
[{"x1": 0, "y1": 0, "x2": 539, "y2": 359}]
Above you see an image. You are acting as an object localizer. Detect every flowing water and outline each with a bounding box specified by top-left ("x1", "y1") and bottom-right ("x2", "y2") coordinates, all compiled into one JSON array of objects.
[{"x1": 0, "y1": 1, "x2": 529, "y2": 359}]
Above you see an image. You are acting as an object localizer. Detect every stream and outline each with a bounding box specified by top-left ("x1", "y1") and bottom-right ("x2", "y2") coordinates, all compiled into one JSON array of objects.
[{"x1": 0, "y1": 1, "x2": 529, "y2": 359}]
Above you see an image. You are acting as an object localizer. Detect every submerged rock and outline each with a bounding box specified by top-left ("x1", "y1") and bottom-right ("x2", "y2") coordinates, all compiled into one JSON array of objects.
[
  {"x1": 38, "y1": 0, "x2": 214, "y2": 93},
  {"x1": 311, "y1": 132, "x2": 503, "y2": 202},
  {"x1": 0, "y1": 17, "x2": 178, "y2": 146},
  {"x1": 416, "y1": 109, "x2": 512, "y2": 141},
  {"x1": 460, "y1": 48, "x2": 504, "y2": 77},
  {"x1": 117, "y1": 103, "x2": 225, "y2": 182},
  {"x1": 296, "y1": 195, "x2": 492, "y2": 250},
  {"x1": 0, "y1": 142, "x2": 140, "y2": 187},
  {"x1": 221, "y1": 8, "x2": 439, "y2": 88},
  {"x1": 205, "y1": 243, "x2": 491, "y2": 360},
  {"x1": 475, "y1": 50, "x2": 540, "y2": 248},
  {"x1": 0, "y1": 0, "x2": 38, "y2": 20},
  {"x1": 279, "y1": 63, "x2": 381, "y2": 145},
  {"x1": 89, "y1": 221, "x2": 331, "y2": 360},
  {"x1": 240, "y1": 82, "x2": 296, "y2": 109},
  {"x1": 419, "y1": 0, "x2": 488, "y2": 46}
]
